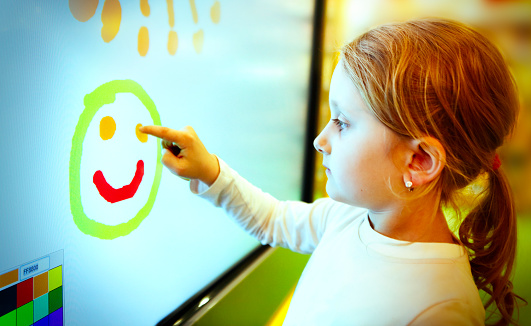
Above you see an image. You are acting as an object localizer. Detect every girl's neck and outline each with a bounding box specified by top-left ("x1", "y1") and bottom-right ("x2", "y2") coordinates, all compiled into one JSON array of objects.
[{"x1": 367, "y1": 202, "x2": 456, "y2": 244}]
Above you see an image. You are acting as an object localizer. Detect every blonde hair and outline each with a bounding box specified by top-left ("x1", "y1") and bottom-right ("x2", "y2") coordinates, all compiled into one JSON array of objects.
[{"x1": 342, "y1": 18, "x2": 524, "y2": 325}]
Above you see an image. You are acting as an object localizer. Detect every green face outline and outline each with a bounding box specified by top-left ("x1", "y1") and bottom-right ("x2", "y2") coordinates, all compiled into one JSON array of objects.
[{"x1": 69, "y1": 79, "x2": 162, "y2": 239}]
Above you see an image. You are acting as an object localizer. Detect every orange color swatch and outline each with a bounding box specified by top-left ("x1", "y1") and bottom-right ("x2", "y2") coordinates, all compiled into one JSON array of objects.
[
  {"x1": 0, "y1": 269, "x2": 18, "y2": 289},
  {"x1": 33, "y1": 272, "x2": 48, "y2": 299}
]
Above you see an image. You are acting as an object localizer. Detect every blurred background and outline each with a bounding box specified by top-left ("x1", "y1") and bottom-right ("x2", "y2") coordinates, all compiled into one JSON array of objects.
[{"x1": 311, "y1": 0, "x2": 531, "y2": 324}]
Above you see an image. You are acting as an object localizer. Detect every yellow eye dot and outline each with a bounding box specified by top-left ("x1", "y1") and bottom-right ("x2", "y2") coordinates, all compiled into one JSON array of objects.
[
  {"x1": 100, "y1": 116, "x2": 116, "y2": 140},
  {"x1": 136, "y1": 123, "x2": 148, "y2": 143}
]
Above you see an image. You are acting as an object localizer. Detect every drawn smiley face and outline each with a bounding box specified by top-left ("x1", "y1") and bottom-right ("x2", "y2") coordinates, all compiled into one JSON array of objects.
[{"x1": 69, "y1": 80, "x2": 162, "y2": 239}]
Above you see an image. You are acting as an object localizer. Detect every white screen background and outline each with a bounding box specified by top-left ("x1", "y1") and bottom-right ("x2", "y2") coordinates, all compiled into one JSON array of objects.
[{"x1": 0, "y1": 1, "x2": 314, "y2": 324}]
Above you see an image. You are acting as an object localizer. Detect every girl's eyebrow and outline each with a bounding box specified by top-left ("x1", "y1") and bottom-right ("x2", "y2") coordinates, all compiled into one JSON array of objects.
[
  {"x1": 331, "y1": 100, "x2": 356, "y2": 121},
  {"x1": 330, "y1": 100, "x2": 346, "y2": 115}
]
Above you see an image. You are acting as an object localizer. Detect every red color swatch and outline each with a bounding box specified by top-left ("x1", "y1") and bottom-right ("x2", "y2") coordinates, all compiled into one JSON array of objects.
[
  {"x1": 93, "y1": 160, "x2": 144, "y2": 203},
  {"x1": 17, "y1": 278, "x2": 33, "y2": 307}
]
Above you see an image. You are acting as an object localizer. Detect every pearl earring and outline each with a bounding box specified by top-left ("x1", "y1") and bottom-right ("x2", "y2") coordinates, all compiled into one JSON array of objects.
[{"x1": 405, "y1": 181, "x2": 413, "y2": 191}]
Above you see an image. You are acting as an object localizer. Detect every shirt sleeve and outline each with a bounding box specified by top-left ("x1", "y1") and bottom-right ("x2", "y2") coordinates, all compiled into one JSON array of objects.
[
  {"x1": 409, "y1": 300, "x2": 485, "y2": 326},
  {"x1": 189, "y1": 158, "x2": 339, "y2": 254}
]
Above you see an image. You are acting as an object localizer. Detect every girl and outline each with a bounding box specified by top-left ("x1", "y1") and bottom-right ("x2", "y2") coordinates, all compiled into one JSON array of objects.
[{"x1": 141, "y1": 18, "x2": 524, "y2": 325}]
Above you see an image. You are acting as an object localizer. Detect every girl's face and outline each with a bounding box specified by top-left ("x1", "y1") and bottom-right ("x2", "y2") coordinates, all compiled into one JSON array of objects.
[{"x1": 314, "y1": 60, "x2": 404, "y2": 209}]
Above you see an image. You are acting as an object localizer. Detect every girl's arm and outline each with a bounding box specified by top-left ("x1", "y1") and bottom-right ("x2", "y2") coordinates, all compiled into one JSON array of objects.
[
  {"x1": 191, "y1": 157, "x2": 337, "y2": 253},
  {"x1": 139, "y1": 125, "x2": 341, "y2": 253}
]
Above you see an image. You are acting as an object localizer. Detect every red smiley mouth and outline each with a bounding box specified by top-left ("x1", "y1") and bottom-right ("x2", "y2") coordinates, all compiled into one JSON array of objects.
[{"x1": 93, "y1": 160, "x2": 144, "y2": 203}]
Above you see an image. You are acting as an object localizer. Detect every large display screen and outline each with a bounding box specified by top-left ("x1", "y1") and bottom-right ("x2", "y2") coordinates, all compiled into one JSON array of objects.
[{"x1": 0, "y1": 1, "x2": 316, "y2": 325}]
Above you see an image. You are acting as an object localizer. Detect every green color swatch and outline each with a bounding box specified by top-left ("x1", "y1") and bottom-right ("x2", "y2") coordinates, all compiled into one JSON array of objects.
[
  {"x1": 48, "y1": 286, "x2": 62, "y2": 314},
  {"x1": 16, "y1": 302, "x2": 33, "y2": 326},
  {"x1": 0, "y1": 310, "x2": 16, "y2": 326}
]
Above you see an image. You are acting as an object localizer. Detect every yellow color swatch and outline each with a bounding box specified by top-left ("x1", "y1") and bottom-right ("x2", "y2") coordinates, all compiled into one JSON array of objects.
[
  {"x1": 100, "y1": 116, "x2": 116, "y2": 140},
  {"x1": 48, "y1": 266, "x2": 62, "y2": 292}
]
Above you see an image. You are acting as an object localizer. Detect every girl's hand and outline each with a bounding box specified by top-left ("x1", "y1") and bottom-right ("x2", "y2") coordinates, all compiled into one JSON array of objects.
[{"x1": 139, "y1": 125, "x2": 220, "y2": 186}]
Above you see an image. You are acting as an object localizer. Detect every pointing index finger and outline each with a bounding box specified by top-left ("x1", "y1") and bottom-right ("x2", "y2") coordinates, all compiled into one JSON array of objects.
[
  {"x1": 139, "y1": 125, "x2": 186, "y2": 154},
  {"x1": 140, "y1": 125, "x2": 182, "y2": 142}
]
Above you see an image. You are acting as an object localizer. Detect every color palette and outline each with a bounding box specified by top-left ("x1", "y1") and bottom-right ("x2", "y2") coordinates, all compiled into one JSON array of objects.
[{"x1": 0, "y1": 252, "x2": 63, "y2": 326}]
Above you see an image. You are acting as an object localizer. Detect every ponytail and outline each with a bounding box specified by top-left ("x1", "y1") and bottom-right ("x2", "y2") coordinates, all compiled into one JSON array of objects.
[
  {"x1": 459, "y1": 168, "x2": 524, "y2": 325},
  {"x1": 341, "y1": 18, "x2": 526, "y2": 324}
]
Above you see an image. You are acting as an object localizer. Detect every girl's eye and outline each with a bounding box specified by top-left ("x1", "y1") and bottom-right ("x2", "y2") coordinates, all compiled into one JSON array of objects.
[{"x1": 332, "y1": 118, "x2": 348, "y2": 131}]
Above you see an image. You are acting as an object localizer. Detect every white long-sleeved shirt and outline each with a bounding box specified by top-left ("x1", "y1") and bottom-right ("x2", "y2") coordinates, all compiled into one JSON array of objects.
[{"x1": 191, "y1": 159, "x2": 485, "y2": 325}]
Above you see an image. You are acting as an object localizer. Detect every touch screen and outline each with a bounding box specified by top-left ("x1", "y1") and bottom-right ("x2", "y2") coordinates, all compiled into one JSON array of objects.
[{"x1": 0, "y1": 1, "x2": 315, "y2": 324}]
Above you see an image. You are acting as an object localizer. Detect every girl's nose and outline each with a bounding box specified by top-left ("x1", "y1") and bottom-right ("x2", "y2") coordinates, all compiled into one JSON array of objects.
[{"x1": 313, "y1": 131, "x2": 330, "y2": 154}]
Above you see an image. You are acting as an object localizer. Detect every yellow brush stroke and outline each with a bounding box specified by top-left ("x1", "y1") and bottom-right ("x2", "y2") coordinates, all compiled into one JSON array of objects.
[
  {"x1": 100, "y1": 116, "x2": 116, "y2": 140},
  {"x1": 140, "y1": 0, "x2": 150, "y2": 17},
  {"x1": 136, "y1": 124, "x2": 148, "y2": 143},
  {"x1": 166, "y1": 0, "x2": 175, "y2": 28},
  {"x1": 138, "y1": 26, "x2": 149, "y2": 56},
  {"x1": 101, "y1": 0, "x2": 121, "y2": 43},
  {"x1": 210, "y1": 1, "x2": 220, "y2": 24},
  {"x1": 69, "y1": 0, "x2": 99, "y2": 22},
  {"x1": 193, "y1": 29, "x2": 204, "y2": 54},
  {"x1": 168, "y1": 31, "x2": 178, "y2": 55},
  {"x1": 189, "y1": 0, "x2": 198, "y2": 24}
]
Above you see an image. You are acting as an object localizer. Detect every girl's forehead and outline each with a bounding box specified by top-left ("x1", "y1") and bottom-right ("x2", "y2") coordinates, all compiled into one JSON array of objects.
[
  {"x1": 329, "y1": 62, "x2": 366, "y2": 115},
  {"x1": 330, "y1": 62, "x2": 351, "y2": 99}
]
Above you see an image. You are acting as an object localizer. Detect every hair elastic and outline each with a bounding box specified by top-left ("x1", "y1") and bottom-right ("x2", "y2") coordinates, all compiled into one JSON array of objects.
[{"x1": 493, "y1": 153, "x2": 501, "y2": 171}]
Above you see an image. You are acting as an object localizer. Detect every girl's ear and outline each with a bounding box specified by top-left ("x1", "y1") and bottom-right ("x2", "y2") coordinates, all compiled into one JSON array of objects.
[{"x1": 403, "y1": 137, "x2": 446, "y2": 189}]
